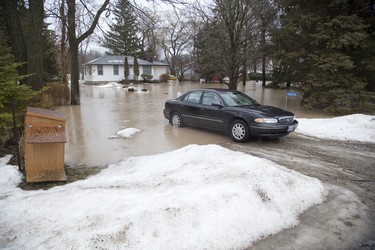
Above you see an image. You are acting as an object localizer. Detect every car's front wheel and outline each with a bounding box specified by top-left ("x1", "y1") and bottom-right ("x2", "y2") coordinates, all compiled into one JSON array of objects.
[
  {"x1": 229, "y1": 120, "x2": 249, "y2": 142},
  {"x1": 170, "y1": 112, "x2": 183, "y2": 127}
]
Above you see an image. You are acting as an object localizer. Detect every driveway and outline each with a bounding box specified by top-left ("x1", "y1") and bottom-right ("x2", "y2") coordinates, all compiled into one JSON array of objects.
[{"x1": 224, "y1": 134, "x2": 375, "y2": 249}]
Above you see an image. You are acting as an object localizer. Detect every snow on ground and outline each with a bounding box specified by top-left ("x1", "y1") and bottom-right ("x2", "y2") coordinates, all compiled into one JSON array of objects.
[
  {"x1": 0, "y1": 145, "x2": 327, "y2": 250},
  {"x1": 97, "y1": 82, "x2": 123, "y2": 88},
  {"x1": 2, "y1": 115, "x2": 372, "y2": 249},
  {"x1": 110, "y1": 128, "x2": 141, "y2": 139},
  {"x1": 296, "y1": 114, "x2": 375, "y2": 143}
]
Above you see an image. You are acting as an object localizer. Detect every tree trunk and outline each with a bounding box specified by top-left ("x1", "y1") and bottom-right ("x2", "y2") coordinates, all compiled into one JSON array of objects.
[
  {"x1": 261, "y1": 25, "x2": 266, "y2": 88},
  {"x1": 228, "y1": 67, "x2": 238, "y2": 90},
  {"x1": 242, "y1": 36, "x2": 248, "y2": 86},
  {"x1": 242, "y1": 58, "x2": 247, "y2": 86},
  {"x1": 27, "y1": 0, "x2": 44, "y2": 90},
  {"x1": 0, "y1": 0, "x2": 28, "y2": 82},
  {"x1": 60, "y1": 1, "x2": 69, "y2": 85},
  {"x1": 67, "y1": 0, "x2": 80, "y2": 105},
  {"x1": 227, "y1": 82, "x2": 237, "y2": 90},
  {"x1": 66, "y1": 0, "x2": 110, "y2": 105},
  {"x1": 10, "y1": 97, "x2": 22, "y2": 172},
  {"x1": 69, "y1": 40, "x2": 80, "y2": 105},
  {"x1": 253, "y1": 60, "x2": 257, "y2": 73},
  {"x1": 262, "y1": 56, "x2": 266, "y2": 87}
]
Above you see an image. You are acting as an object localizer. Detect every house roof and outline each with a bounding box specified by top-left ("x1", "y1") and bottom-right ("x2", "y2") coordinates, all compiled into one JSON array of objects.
[{"x1": 84, "y1": 55, "x2": 169, "y2": 66}]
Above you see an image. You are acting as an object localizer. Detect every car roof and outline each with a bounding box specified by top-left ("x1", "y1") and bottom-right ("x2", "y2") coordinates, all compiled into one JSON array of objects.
[{"x1": 190, "y1": 88, "x2": 237, "y2": 93}]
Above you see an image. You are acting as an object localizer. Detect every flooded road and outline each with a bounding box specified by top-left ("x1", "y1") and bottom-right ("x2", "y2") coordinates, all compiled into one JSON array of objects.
[
  {"x1": 57, "y1": 81, "x2": 331, "y2": 167},
  {"x1": 56, "y1": 81, "x2": 375, "y2": 249}
]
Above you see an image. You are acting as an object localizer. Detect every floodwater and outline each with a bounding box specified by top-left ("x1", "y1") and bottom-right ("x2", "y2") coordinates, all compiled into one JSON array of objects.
[{"x1": 57, "y1": 81, "x2": 331, "y2": 167}]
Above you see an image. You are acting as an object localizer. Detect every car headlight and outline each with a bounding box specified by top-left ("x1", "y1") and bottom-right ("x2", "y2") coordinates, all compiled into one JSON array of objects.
[{"x1": 254, "y1": 118, "x2": 278, "y2": 123}]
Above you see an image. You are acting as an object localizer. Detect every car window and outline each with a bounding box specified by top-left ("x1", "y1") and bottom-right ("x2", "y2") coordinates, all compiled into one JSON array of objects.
[
  {"x1": 219, "y1": 92, "x2": 258, "y2": 106},
  {"x1": 183, "y1": 91, "x2": 203, "y2": 104},
  {"x1": 202, "y1": 92, "x2": 222, "y2": 106}
]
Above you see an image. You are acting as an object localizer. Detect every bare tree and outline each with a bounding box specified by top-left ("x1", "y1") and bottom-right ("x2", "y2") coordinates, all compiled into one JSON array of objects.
[
  {"x1": 45, "y1": 0, "x2": 110, "y2": 104},
  {"x1": 137, "y1": 7, "x2": 162, "y2": 61},
  {"x1": 159, "y1": 9, "x2": 194, "y2": 80},
  {"x1": 195, "y1": 0, "x2": 267, "y2": 90},
  {"x1": 253, "y1": 0, "x2": 277, "y2": 87},
  {"x1": 66, "y1": 0, "x2": 110, "y2": 105},
  {"x1": 214, "y1": 0, "x2": 258, "y2": 89}
]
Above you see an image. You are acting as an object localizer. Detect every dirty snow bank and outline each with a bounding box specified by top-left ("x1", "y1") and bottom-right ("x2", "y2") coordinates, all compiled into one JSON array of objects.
[
  {"x1": 296, "y1": 114, "x2": 375, "y2": 143},
  {"x1": 0, "y1": 145, "x2": 327, "y2": 250}
]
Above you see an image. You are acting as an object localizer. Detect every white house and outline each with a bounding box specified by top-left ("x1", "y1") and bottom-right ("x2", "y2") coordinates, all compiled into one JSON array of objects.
[{"x1": 83, "y1": 55, "x2": 169, "y2": 84}]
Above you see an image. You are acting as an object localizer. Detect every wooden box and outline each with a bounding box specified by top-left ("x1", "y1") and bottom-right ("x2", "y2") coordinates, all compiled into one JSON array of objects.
[{"x1": 24, "y1": 107, "x2": 67, "y2": 182}]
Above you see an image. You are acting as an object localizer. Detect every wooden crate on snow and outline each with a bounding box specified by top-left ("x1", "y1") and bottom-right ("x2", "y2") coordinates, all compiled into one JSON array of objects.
[{"x1": 24, "y1": 107, "x2": 67, "y2": 182}]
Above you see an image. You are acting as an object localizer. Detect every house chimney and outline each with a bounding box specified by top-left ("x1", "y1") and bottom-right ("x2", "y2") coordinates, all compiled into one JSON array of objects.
[{"x1": 146, "y1": 53, "x2": 154, "y2": 62}]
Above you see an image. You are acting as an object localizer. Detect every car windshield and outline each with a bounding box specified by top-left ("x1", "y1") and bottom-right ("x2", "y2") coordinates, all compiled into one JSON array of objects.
[{"x1": 219, "y1": 91, "x2": 259, "y2": 107}]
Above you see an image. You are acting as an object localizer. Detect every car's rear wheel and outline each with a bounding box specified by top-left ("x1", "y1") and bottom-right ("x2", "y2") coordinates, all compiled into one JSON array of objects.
[
  {"x1": 229, "y1": 120, "x2": 249, "y2": 142},
  {"x1": 171, "y1": 112, "x2": 183, "y2": 127}
]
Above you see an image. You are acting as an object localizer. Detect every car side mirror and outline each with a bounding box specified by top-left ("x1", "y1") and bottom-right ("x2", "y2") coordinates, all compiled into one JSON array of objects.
[{"x1": 212, "y1": 102, "x2": 224, "y2": 108}]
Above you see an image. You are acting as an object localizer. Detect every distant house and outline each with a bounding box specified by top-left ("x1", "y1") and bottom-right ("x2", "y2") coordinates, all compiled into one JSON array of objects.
[
  {"x1": 179, "y1": 62, "x2": 200, "y2": 81},
  {"x1": 83, "y1": 55, "x2": 169, "y2": 84}
]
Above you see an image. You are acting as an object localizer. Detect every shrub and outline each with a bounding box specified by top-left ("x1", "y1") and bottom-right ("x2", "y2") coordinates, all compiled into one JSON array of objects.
[
  {"x1": 159, "y1": 73, "x2": 169, "y2": 83},
  {"x1": 141, "y1": 73, "x2": 153, "y2": 82},
  {"x1": 248, "y1": 73, "x2": 272, "y2": 81},
  {"x1": 33, "y1": 82, "x2": 70, "y2": 108}
]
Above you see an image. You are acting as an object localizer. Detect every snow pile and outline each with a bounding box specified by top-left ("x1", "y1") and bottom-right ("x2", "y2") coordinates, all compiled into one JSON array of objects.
[
  {"x1": 296, "y1": 114, "x2": 375, "y2": 143},
  {"x1": 0, "y1": 155, "x2": 22, "y2": 190},
  {"x1": 97, "y1": 82, "x2": 123, "y2": 88},
  {"x1": 0, "y1": 145, "x2": 327, "y2": 250},
  {"x1": 110, "y1": 128, "x2": 141, "y2": 138}
]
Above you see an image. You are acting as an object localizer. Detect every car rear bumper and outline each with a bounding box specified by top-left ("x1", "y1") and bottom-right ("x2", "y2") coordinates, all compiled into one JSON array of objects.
[{"x1": 249, "y1": 120, "x2": 298, "y2": 137}]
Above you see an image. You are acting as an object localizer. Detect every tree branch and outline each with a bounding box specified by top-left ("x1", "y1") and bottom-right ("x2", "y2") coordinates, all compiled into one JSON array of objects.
[{"x1": 77, "y1": 0, "x2": 110, "y2": 44}]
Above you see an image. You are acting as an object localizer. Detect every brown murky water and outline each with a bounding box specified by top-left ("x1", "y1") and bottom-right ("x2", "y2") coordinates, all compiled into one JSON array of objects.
[{"x1": 57, "y1": 81, "x2": 331, "y2": 167}]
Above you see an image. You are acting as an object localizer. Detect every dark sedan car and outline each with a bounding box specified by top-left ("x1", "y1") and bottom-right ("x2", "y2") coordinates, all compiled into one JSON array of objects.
[{"x1": 163, "y1": 89, "x2": 298, "y2": 142}]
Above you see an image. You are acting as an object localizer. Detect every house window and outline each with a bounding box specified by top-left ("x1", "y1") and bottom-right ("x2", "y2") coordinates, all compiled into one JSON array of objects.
[
  {"x1": 143, "y1": 65, "x2": 152, "y2": 75},
  {"x1": 97, "y1": 65, "x2": 103, "y2": 75},
  {"x1": 113, "y1": 65, "x2": 119, "y2": 75}
]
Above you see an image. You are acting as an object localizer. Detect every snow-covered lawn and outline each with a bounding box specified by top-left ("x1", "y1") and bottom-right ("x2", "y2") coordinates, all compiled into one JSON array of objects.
[{"x1": 1, "y1": 114, "x2": 374, "y2": 249}]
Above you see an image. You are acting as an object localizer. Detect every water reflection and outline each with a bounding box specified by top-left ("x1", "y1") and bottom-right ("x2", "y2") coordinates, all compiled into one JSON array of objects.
[{"x1": 57, "y1": 81, "x2": 332, "y2": 167}]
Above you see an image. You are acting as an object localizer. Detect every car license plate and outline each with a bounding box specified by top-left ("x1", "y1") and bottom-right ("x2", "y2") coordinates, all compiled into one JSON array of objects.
[{"x1": 287, "y1": 125, "x2": 295, "y2": 132}]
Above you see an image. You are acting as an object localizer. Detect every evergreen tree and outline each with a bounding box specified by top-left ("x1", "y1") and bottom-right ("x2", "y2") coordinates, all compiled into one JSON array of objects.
[
  {"x1": 195, "y1": 22, "x2": 227, "y2": 82},
  {"x1": 0, "y1": 1, "x2": 62, "y2": 86},
  {"x1": 103, "y1": 0, "x2": 141, "y2": 55},
  {"x1": 43, "y1": 25, "x2": 60, "y2": 81},
  {"x1": 0, "y1": 31, "x2": 35, "y2": 144},
  {"x1": 124, "y1": 56, "x2": 129, "y2": 83},
  {"x1": 133, "y1": 55, "x2": 139, "y2": 81},
  {"x1": 273, "y1": 0, "x2": 374, "y2": 114}
]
